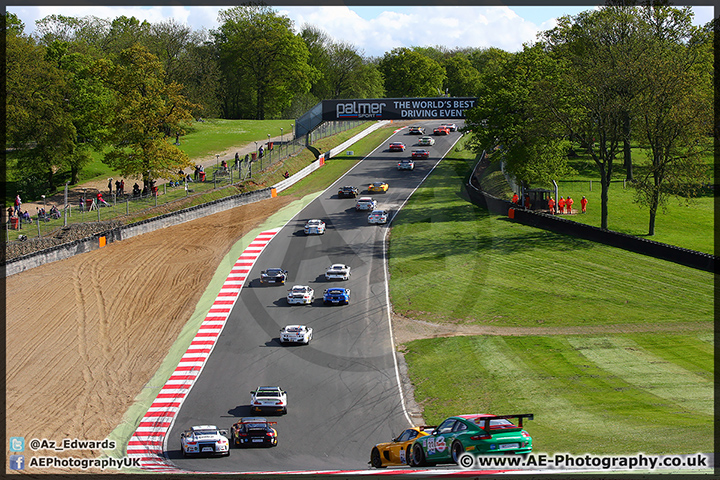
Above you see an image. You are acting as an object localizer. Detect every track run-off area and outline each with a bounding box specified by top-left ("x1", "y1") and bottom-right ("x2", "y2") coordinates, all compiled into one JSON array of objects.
[{"x1": 125, "y1": 122, "x2": 481, "y2": 474}]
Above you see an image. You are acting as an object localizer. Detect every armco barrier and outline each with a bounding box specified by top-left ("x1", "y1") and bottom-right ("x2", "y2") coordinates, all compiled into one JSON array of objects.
[
  {"x1": 3, "y1": 120, "x2": 393, "y2": 277},
  {"x1": 466, "y1": 160, "x2": 715, "y2": 273},
  {"x1": 4, "y1": 188, "x2": 273, "y2": 277},
  {"x1": 273, "y1": 120, "x2": 390, "y2": 193}
]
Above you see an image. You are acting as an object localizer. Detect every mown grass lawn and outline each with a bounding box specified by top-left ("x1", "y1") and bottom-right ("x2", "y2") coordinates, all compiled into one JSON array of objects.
[
  {"x1": 390, "y1": 135, "x2": 714, "y2": 456},
  {"x1": 388, "y1": 143, "x2": 714, "y2": 327},
  {"x1": 403, "y1": 332, "x2": 713, "y2": 454},
  {"x1": 492, "y1": 140, "x2": 715, "y2": 254}
]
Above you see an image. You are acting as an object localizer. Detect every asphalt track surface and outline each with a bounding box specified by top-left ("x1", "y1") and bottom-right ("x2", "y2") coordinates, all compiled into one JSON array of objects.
[{"x1": 165, "y1": 121, "x2": 464, "y2": 473}]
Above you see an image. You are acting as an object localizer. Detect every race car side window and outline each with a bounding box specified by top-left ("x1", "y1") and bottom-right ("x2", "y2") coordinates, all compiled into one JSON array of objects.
[
  {"x1": 396, "y1": 430, "x2": 413, "y2": 443},
  {"x1": 453, "y1": 421, "x2": 468, "y2": 433},
  {"x1": 437, "y1": 419, "x2": 456, "y2": 434}
]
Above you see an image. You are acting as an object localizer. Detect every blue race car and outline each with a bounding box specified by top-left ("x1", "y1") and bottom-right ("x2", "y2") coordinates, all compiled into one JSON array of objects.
[{"x1": 323, "y1": 288, "x2": 351, "y2": 305}]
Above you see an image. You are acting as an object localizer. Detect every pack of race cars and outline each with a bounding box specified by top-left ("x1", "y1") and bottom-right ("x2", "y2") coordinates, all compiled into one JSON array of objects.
[
  {"x1": 369, "y1": 414, "x2": 534, "y2": 468},
  {"x1": 181, "y1": 412, "x2": 535, "y2": 465},
  {"x1": 179, "y1": 122, "x2": 519, "y2": 469}
]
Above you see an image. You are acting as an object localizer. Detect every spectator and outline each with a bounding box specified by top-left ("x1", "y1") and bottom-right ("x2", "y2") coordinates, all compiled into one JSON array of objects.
[
  {"x1": 20, "y1": 209, "x2": 31, "y2": 223},
  {"x1": 558, "y1": 196, "x2": 566, "y2": 214},
  {"x1": 221, "y1": 159, "x2": 228, "y2": 173},
  {"x1": 548, "y1": 196, "x2": 555, "y2": 214},
  {"x1": 133, "y1": 183, "x2": 141, "y2": 196},
  {"x1": 194, "y1": 165, "x2": 200, "y2": 181},
  {"x1": 186, "y1": 173, "x2": 193, "y2": 183},
  {"x1": 566, "y1": 196, "x2": 574, "y2": 214},
  {"x1": 7, "y1": 206, "x2": 15, "y2": 219},
  {"x1": 14, "y1": 193, "x2": 21, "y2": 215},
  {"x1": 511, "y1": 193, "x2": 519, "y2": 205},
  {"x1": 283, "y1": 171, "x2": 290, "y2": 179},
  {"x1": 50, "y1": 205, "x2": 60, "y2": 219},
  {"x1": 581, "y1": 196, "x2": 588, "y2": 213},
  {"x1": 97, "y1": 192, "x2": 109, "y2": 206},
  {"x1": 524, "y1": 195, "x2": 531, "y2": 209},
  {"x1": 120, "y1": 179, "x2": 125, "y2": 195},
  {"x1": 115, "y1": 180, "x2": 121, "y2": 195},
  {"x1": 259, "y1": 145, "x2": 264, "y2": 159},
  {"x1": 108, "y1": 178, "x2": 113, "y2": 195}
]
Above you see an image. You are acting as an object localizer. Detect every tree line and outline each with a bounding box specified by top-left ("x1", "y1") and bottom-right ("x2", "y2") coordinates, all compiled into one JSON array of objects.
[
  {"x1": 5, "y1": 5, "x2": 714, "y2": 235},
  {"x1": 465, "y1": 4, "x2": 713, "y2": 235}
]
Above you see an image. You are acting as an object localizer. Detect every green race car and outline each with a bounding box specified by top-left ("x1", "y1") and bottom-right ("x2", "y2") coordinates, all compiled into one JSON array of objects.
[{"x1": 410, "y1": 413, "x2": 533, "y2": 466}]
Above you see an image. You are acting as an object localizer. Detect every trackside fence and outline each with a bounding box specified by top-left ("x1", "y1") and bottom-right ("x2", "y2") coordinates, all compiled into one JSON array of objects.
[
  {"x1": 466, "y1": 152, "x2": 715, "y2": 273},
  {"x1": 2, "y1": 120, "x2": 368, "y2": 246}
]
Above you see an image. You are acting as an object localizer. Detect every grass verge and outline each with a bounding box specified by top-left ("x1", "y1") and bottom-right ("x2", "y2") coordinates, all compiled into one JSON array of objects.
[
  {"x1": 403, "y1": 332, "x2": 713, "y2": 455},
  {"x1": 390, "y1": 135, "x2": 714, "y2": 455}
]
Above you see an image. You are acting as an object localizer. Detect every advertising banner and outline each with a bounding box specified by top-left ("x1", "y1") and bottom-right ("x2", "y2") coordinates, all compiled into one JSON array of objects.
[{"x1": 322, "y1": 97, "x2": 477, "y2": 121}]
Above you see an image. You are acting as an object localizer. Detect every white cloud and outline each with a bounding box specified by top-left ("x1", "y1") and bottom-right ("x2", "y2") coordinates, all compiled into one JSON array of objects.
[
  {"x1": 279, "y1": 6, "x2": 541, "y2": 57},
  {"x1": 9, "y1": 5, "x2": 715, "y2": 58}
]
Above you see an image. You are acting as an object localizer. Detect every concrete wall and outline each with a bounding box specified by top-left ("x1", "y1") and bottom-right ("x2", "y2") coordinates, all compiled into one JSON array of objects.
[
  {"x1": 4, "y1": 120, "x2": 393, "y2": 277},
  {"x1": 4, "y1": 188, "x2": 273, "y2": 277}
]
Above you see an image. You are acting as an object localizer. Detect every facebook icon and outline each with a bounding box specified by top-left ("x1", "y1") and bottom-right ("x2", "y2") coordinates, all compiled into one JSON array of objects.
[{"x1": 9, "y1": 455, "x2": 25, "y2": 470}]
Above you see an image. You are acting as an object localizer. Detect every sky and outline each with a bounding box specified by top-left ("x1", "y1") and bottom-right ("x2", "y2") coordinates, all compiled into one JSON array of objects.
[{"x1": 8, "y1": 4, "x2": 715, "y2": 58}]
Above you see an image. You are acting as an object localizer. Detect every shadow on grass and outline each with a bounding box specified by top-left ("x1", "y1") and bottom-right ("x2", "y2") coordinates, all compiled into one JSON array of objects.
[{"x1": 390, "y1": 216, "x2": 596, "y2": 263}]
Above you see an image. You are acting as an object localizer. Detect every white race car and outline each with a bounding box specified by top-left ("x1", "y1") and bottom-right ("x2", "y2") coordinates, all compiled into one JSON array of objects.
[
  {"x1": 304, "y1": 219, "x2": 326, "y2": 235},
  {"x1": 287, "y1": 285, "x2": 314, "y2": 305},
  {"x1": 355, "y1": 197, "x2": 377, "y2": 211},
  {"x1": 368, "y1": 210, "x2": 389, "y2": 224},
  {"x1": 180, "y1": 425, "x2": 230, "y2": 457},
  {"x1": 325, "y1": 264, "x2": 351, "y2": 281},
  {"x1": 397, "y1": 159, "x2": 415, "y2": 170},
  {"x1": 280, "y1": 325, "x2": 313, "y2": 344},
  {"x1": 250, "y1": 386, "x2": 288, "y2": 415}
]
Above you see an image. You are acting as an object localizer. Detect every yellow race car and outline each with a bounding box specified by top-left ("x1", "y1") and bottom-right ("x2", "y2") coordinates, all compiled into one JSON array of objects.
[
  {"x1": 368, "y1": 181, "x2": 389, "y2": 193},
  {"x1": 370, "y1": 425, "x2": 436, "y2": 468}
]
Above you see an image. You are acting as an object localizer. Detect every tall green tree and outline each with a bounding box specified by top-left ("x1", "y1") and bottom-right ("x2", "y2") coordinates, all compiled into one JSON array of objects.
[
  {"x1": 442, "y1": 54, "x2": 481, "y2": 97},
  {"x1": 630, "y1": 6, "x2": 712, "y2": 235},
  {"x1": 467, "y1": 46, "x2": 511, "y2": 78},
  {"x1": 378, "y1": 47, "x2": 446, "y2": 97},
  {"x1": 35, "y1": 14, "x2": 113, "y2": 58},
  {"x1": 6, "y1": 21, "x2": 76, "y2": 192},
  {"x1": 99, "y1": 44, "x2": 196, "y2": 187},
  {"x1": 104, "y1": 15, "x2": 152, "y2": 55},
  {"x1": 300, "y1": 25, "x2": 384, "y2": 102},
  {"x1": 147, "y1": 21, "x2": 222, "y2": 118},
  {"x1": 53, "y1": 49, "x2": 114, "y2": 184},
  {"x1": 464, "y1": 44, "x2": 571, "y2": 188},
  {"x1": 300, "y1": 24, "x2": 332, "y2": 102},
  {"x1": 213, "y1": 5, "x2": 316, "y2": 119},
  {"x1": 542, "y1": 5, "x2": 711, "y2": 232},
  {"x1": 542, "y1": 9, "x2": 636, "y2": 230}
]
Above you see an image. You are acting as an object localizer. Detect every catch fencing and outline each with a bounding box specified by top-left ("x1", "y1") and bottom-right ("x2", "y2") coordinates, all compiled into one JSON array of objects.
[
  {"x1": 467, "y1": 153, "x2": 715, "y2": 273},
  {"x1": 3, "y1": 120, "x2": 366, "y2": 247}
]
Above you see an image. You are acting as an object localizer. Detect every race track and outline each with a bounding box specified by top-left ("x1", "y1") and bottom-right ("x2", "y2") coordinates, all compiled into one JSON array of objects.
[{"x1": 165, "y1": 121, "x2": 464, "y2": 472}]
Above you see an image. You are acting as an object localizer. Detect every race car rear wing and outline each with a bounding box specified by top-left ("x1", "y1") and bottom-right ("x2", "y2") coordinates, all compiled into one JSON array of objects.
[
  {"x1": 418, "y1": 425, "x2": 438, "y2": 432},
  {"x1": 478, "y1": 414, "x2": 534, "y2": 431}
]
